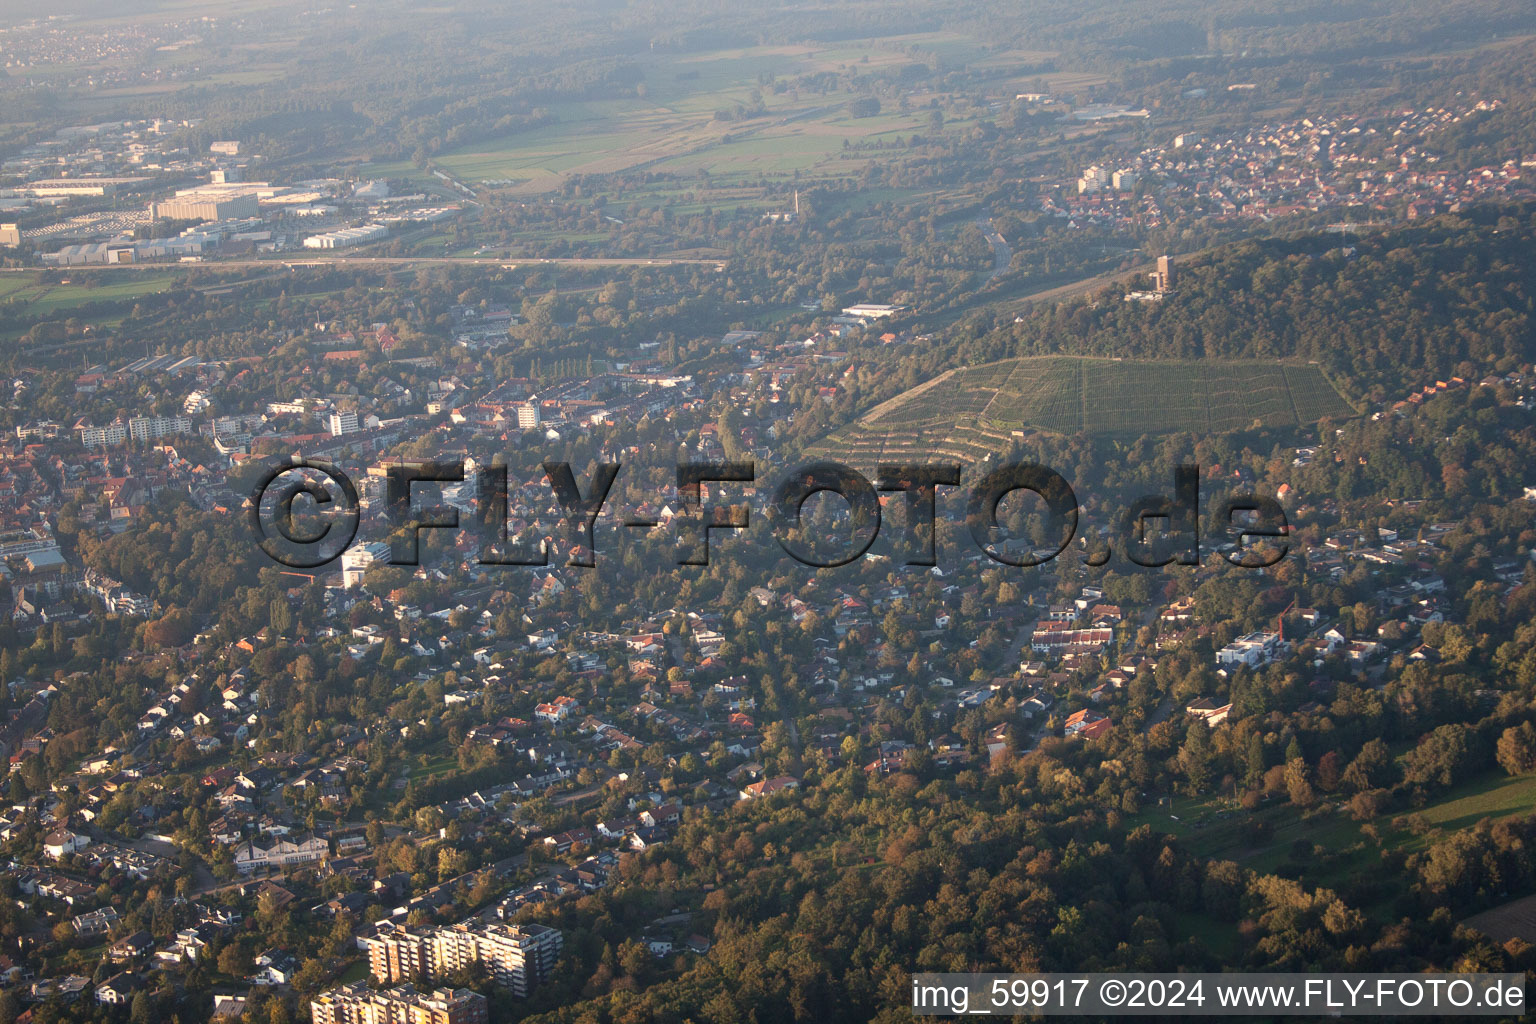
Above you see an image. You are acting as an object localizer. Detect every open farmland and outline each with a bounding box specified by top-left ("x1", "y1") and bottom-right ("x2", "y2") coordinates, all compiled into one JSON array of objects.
[
  {"x1": 365, "y1": 33, "x2": 1095, "y2": 197},
  {"x1": 814, "y1": 357, "x2": 1356, "y2": 466}
]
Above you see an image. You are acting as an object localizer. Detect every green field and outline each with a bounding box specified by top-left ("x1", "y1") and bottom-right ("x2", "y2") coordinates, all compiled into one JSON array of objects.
[
  {"x1": 1127, "y1": 769, "x2": 1536, "y2": 912},
  {"x1": 1414, "y1": 770, "x2": 1536, "y2": 836},
  {"x1": 364, "y1": 33, "x2": 1093, "y2": 197},
  {"x1": 0, "y1": 273, "x2": 187, "y2": 342},
  {"x1": 813, "y1": 356, "x2": 1356, "y2": 464}
]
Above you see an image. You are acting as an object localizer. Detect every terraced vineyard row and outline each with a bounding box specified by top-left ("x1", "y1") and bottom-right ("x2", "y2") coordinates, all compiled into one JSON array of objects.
[{"x1": 812, "y1": 357, "x2": 1355, "y2": 469}]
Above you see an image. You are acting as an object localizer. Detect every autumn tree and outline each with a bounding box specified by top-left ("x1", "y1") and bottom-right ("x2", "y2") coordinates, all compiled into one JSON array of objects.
[
  {"x1": 1496, "y1": 721, "x2": 1536, "y2": 776},
  {"x1": 1284, "y1": 757, "x2": 1316, "y2": 808}
]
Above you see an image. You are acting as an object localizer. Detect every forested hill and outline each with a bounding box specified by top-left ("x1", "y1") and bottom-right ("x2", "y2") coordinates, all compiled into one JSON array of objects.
[{"x1": 987, "y1": 205, "x2": 1536, "y2": 405}]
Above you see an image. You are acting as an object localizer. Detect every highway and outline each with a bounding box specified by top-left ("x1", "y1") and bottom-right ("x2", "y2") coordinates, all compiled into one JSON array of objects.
[{"x1": 1, "y1": 254, "x2": 728, "y2": 274}]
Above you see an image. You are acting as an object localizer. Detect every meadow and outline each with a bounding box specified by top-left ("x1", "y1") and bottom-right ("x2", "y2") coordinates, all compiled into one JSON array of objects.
[
  {"x1": 1127, "y1": 768, "x2": 1536, "y2": 932},
  {"x1": 0, "y1": 272, "x2": 181, "y2": 317}
]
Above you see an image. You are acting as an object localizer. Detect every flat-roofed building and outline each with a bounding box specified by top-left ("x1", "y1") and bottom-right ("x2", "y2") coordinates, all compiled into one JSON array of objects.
[
  {"x1": 340, "y1": 541, "x2": 390, "y2": 589},
  {"x1": 1215, "y1": 630, "x2": 1281, "y2": 669},
  {"x1": 79, "y1": 422, "x2": 129, "y2": 448},
  {"x1": 151, "y1": 190, "x2": 259, "y2": 222},
  {"x1": 128, "y1": 414, "x2": 193, "y2": 443},
  {"x1": 362, "y1": 922, "x2": 562, "y2": 998},
  {"x1": 304, "y1": 224, "x2": 389, "y2": 249},
  {"x1": 840, "y1": 303, "x2": 903, "y2": 319},
  {"x1": 328, "y1": 410, "x2": 360, "y2": 436},
  {"x1": 311, "y1": 984, "x2": 486, "y2": 1024},
  {"x1": 514, "y1": 401, "x2": 541, "y2": 429},
  {"x1": 25, "y1": 177, "x2": 149, "y2": 197},
  {"x1": 15, "y1": 420, "x2": 59, "y2": 440}
]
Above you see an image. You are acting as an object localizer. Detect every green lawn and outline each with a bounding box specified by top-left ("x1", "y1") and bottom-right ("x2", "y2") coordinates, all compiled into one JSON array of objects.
[
  {"x1": 0, "y1": 273, "x2": 181, "y2": 318},
  {"x1": 1126, "y1": 769, "x2": 1536, "y2": 894},
  {"x1": 1413, "y1": 771, "x2": 1536, "y2": 835},
  {"x1": 409, "y1": 755, "x2": 458, "y2": 780}
]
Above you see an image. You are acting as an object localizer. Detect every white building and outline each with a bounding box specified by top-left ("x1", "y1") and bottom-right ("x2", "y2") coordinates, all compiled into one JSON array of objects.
[
  {"x1": 328, "y1": 410, "x2": 359, "y2": 436},
  {"x1": 340, "y1": 541, "x2": 390, "y2": 589},
  {"x1": 840, "y1": 303, "x2": 901, "y2": 319},
  {"x1": 267, "y1": 400, "x2": 311, "y2": 416},
  {"x1": 128, "y1": 414, "x2": 193, "y2": 443},
  {"x1": 44, "y1": 829, "x2": 90, "y2": 860},
  {"x1": 233, "y1": 833, "x2": 329, "y2": 874},
  {"x1": 1215, "y1": 631, "x2": 1282, "y2": 669},
  {"x1": 78, "y1": 422, "x2": 129, "y2": 448},
  {"x1": 16, "y1": 420, "x2": 60, "y2": 441},
  {"x1": 361, "y1": 921, "x2": 562, "y2": 997},
  {"x1": 312, "y1": 984, "x2": 485, "y2": 1024},
  {"x1": 303, "y1": 224, "x2": 389, "y2": 250},
  {"x1": 1077, "y1": 165, "x2": 1111, "y2": 193}
]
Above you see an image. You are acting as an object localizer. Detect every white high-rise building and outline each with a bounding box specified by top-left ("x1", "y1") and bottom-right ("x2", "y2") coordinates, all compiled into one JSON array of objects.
[
  {"x1": 79, "y1": 423, "x2": 129, "y2": 448},
  {"x1": 1077, "y1": 165, "x2": 1111, "y2": 194},
  {"x1": 340, "y1": 542, "x2": 389, "y2": 589},
  {"x1": 311, "y1": 984, "x2": 486, "y2": 1024},
  {"x1": 328, "y1": 411, "x2": 360, "y2": 437},
  {"x1": 128, "y1": 414, "x2": 193, "y2": 443},
  {"x1": 362, "y1": 922, "x2": 562, "y2": 998}
]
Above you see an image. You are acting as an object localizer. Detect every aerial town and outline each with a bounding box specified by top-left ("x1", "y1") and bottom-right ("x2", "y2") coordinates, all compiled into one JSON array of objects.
[
  {"x1": 1049, "y1": 101, "x2": 1533, "y2": 230},
  {"x1": 0, "y1": 275, "x2": 1532, "y2": 1016},
  {"x1": 3, "y1": 2, "x2": 1536, "y2": 1022}
]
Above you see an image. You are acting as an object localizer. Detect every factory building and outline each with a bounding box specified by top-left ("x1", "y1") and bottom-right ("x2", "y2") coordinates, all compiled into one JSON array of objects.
[
  {"x1": 304, "y1": 224, "x2": 389, "y2": 249},
  {"x1": 150, "y1": 190, "x2": 260, "y2": 222}
]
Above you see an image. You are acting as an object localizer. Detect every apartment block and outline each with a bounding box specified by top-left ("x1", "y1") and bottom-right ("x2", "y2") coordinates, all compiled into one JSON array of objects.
[
  {"x1": 329, "y1": 411, "x2": 360, "y2": 436},
  {"x1": 311, "y1": 984, "x2": 487, "y2": 1024},
  {"x1": 129, "y1": 414, "x2": 193, "y2": 443},
  {"x1": 78, "y1": 422, "x2": 129, "y2": 448},
  {"x1": 363, "y1": 922, "x2": 562, "y2": 998}
]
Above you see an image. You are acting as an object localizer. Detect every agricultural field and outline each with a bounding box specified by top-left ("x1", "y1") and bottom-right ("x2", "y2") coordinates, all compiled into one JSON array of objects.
[
  {"x1": 814, "y1": 356, "x2": 1356, "y2": 466},
  {"x1": 365, "y1": 33, "x2": 1090, "y2": 199}
]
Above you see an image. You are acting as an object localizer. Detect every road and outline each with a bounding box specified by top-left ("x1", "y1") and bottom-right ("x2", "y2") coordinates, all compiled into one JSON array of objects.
[
  {"x1": 552, "y1": 775, "x2": 612, "y2": 806},
  {"x1": 1, "y1": 254, "x2": 728, "y2": 275},
  {"x1": 979, "y1": 217, "x2": 1013, "y2": 286},
  {"x1": 1002, "y1": 616, "x2": 1036, "y2": 671},
  {"x1": 1143, "y1": 695, "x2": 1175, "y2": 731},
  {"x1": 999, "y1": 598, "x2": 1174, "y2": 738}
]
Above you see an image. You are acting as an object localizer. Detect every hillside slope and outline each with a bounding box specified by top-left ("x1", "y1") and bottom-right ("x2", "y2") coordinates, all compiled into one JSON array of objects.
[{"x1": 812, "y1": 356, "x2": 1354, "y2": 465}]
